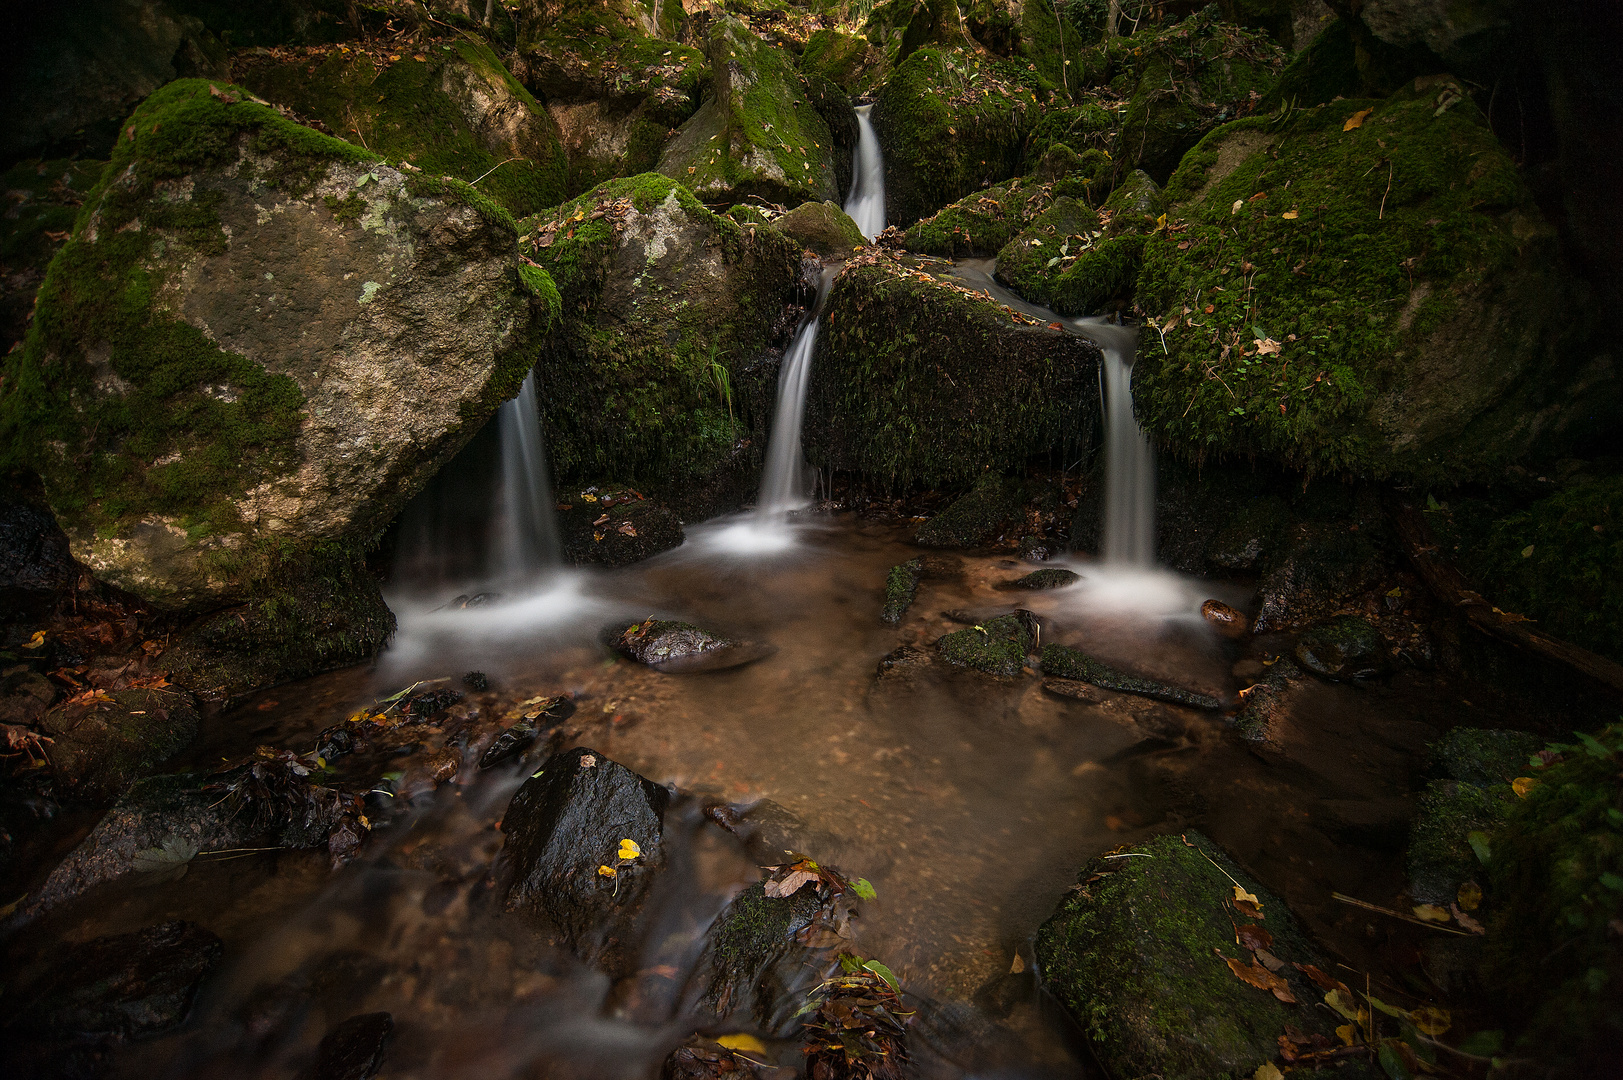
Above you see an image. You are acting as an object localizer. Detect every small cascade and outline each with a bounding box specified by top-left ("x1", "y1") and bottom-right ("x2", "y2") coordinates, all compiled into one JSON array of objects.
[
  {"x1": 844, "y1": 104, "x2": 886, "y2": 240},
  {"x1": 489, "y1": 370, "x2": 561, "y2": 582},
  {"x1": 1077, "y1": 318, "x2": 1156, "y2": 567},
  {"x1": 756, "y1": 315, "x2": 820, "y2": 515}
]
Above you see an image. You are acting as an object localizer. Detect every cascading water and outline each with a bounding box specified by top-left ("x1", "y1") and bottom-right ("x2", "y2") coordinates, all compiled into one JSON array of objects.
[
  {"x1": 490, "y1": 370, "x2": 561, "y2": 581},
  {"x1": 1078, "y1": 317, "x2": 1156, "y2": 567},
  {"x1": 756, "y1": 314, "x2": 820, "y2": 515},
  {"x1": 844, "y1": 104, "x2": 886, "y2": 241}
]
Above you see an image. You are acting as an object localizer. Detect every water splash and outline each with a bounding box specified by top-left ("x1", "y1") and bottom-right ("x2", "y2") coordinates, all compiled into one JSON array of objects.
[{"x1": 844, "y1": 104, "x2": 886, "y2": 240}]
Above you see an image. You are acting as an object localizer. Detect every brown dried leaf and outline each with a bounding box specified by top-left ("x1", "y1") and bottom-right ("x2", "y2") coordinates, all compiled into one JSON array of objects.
[
  {"x1": 764, "y1": 869, "x2": 817, "y2": 898},
  {"x1": 1237, "y1": 924, "x2": 1274, "y2": 953},
  {"x1": 1293, "y1": 963, "x2": 1351, "y2": 997},
  {"x1": 1343, "y1": 107, "x2": 1375, "y2": 131},
  {"x1": 1225, "y1": 957, "x2": 1295, "y2": 1001}
]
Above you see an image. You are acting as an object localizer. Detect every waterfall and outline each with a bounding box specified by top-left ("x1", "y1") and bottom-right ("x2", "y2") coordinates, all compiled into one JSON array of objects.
[
  {"x1": 1076, "y1": 317, "x2": 1156, "y2": 567},
  {"x1": 757, "y1": 316, "x2": 820, "y2": 514},
  {"x1": 844, "y1": 104, "x2": 886, "y2": 240},
  {"x1": 490, "y1": 370, "x2": 561, "y2": 580}
]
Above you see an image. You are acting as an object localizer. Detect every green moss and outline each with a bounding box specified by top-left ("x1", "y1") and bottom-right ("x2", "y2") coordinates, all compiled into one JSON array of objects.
[
  {"x1": 703, "y1": 878, "x2": 826, "y2": 1019},
  {"x1": 1040, "y1": 643, "x2": 1223, "y2": 707},
  {"x1": 937, "y1": 613, "x2": 1031, "y2": 676},
  {"x1": 1260, "y1": 18, "x2": 1362, "y2": 110},
  {"x1": 800, "y1": 27, "x2": 887, "y2": 97},
  {"x1": 902, "y1": 182, "x2": 1049, "y2": 258},
  {"x1": 519, "y1": 262, "x2": 562, "y2": 332},
  {"x1": 1010, "y1": 567, "x2": 1079, "y2": 589},
  {"x1": 1408, "y1": 779, "x2": 1514, "y2": 904},
  {"x1": 917, "y1": 472, "x2": 1026, "y2": 546},
  {"x1": 774, "y1": 200, "x2": 866, "y2": 257},
  {"x1": 996, "y1": 187, "x2": 1147, "y2": 316},
  {"x1": 726, "y1": 203, "x2": 771, "y2": 226},
  {"x1": 881, "y1": 558, "x2": 923, "y2": 625},
  {"x1": 1431, "y1": 728, "x2": 1542, "y2": 787}
]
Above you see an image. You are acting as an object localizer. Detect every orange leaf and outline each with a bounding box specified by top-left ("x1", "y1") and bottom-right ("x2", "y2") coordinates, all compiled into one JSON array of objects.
[
  {"x1": 1225, "y1": 957, "x2": 1296, "y2": 1002},
  {"x1": 1344, "y1": 108, "x2": 1374, "y2": 132},
  {"x1": 1237, "y1": 924, "x2": 1273, "y2": 953}
]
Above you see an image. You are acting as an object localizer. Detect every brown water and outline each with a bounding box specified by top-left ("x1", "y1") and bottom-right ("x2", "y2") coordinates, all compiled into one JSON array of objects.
[{"x1": 13, "y1": 514, "x2": 1498, "y2": 1078}]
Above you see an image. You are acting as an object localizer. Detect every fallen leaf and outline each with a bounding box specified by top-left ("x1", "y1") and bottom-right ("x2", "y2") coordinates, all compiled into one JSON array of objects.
[
  {"x1": 716, "y1": 1033, "x2": 767, "y2": 1053},
  {"x1": 1231, "y1": 199, "x2": 1244, "y2": 215},
  {"x1": 765, "y1": 869, "x2": 818, "y2": 898},
  {"x1": 1294, "y1": 963, "x2": 1351, "y2": 996},
  {"x1": 1237, "y1": 925, "x2": 1274, "y2": 953},
  {"x1": 1412, "y1": 904, "x2": 1451, "y2": 922},
  {"x1": 1336, "y1": 1024, "x2": 1358, "y2": 1046},
  {"x1": 1254, "y1": 947, "x2": 1286, "y2": 972},
  {"x1": 1521, "y1": 544, "x2": 1535, "y2": 557},
  {"x1": 851, "y1": 877, "x2": 877, "y2": 900},
  {"x1": 1512, "y1": 776, "x2": 1538, "y2": 798},
  {"x1": 1281, "y1": 209, "x2": 1300, "y2": 220},
  {"x1": 1324, "y1": 988, "x2": 1368, "y2": 1024},
  {"x1": 1225, "y1": 956, "x2": 1296, "y2": 1002},
  {"x1": 1409, "y1": 1005, "x2": 1451, "y2": 1035},
  {"x1": 1344, "y1": 107, "x2": 1375, "y2": 131},
  {"x1": 619, "y1": 838, "x2": 642, "y2": 860},
  {"x1": 1451, "y1": 903, "x2": 1485, "y2": 934},
  {"x1": 1255, "y1": 338, "x2": 1283, "y2": 356},
  {"x1": 1235, "y1": 898, "x2": 1265, "y2": 919},
  {"x1": 1457, "y1": 880, "x2": 1482, "y2": 910},
  {"x1": 1233, "y1": 885, "x2": 1260, "y2": 906},
  {"x1": 1254, "y1": 1065, "x2": 1284, "y2": 1080},
  {"x1": 598, "y1": 864, "x2": 617, "y2": 878},
  {"x1": 22, "y1": 630, "x2": 46, "y2": 649}
]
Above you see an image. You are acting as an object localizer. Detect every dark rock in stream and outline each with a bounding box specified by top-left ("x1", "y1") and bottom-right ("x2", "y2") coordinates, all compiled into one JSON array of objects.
[
  {"x1": 1429, "y1": 727, "x2": 1540, "y2": 786},
  {"x1": 876, "y1": 644, "x2": 932, "y2": 680},
  {"x1": 305, "y1": 1012, "x2": 393, "y2": 1080},
  {"x1": 1408, "y1": 778, "x2": 1515, "y2": 905},
  {"x1": 1229, "y1": 658, "x2": 1304, "y2": 743},
  {"x1": 12, "y1": 921, "x2": 223, "y2": 1041},
  {"x1": 1036, "y1": 831, "x2": 1345, "y2": 1080},
  {"x1": 559, "y1": 492, "x2": 685, "y2": 567},
  {"x1": 1292, "y1": 616, "x2": 1390, "y2": 681},
  {"x1": 611, "y1": 619, "x2": 773, "y2": 673},
  {"x1": 1199, "y1": 599, "x2": 1249, "y2": 639},
  {"x1": 880, "y1": 559, "x2": 922, "y2": 625},
  {"x1": 1040, "y1": 644, "x2": 1224, "y2": 710},
  {"x1": 1003, "y1": 568, "x2": 1079, "y2": 590},
  {"x1": 40, "y1": 687, "x2": 201, "y2": 805},
  {"x1": 936, "y1": 614, "x2": 1034, "y2": 678},
  {"x1": 0, "y1": 497, "x2": 79, "y2": 618},
  {"x1": 499, "y1": 747, "x2": 670, "y2": 969},
  {"x1": 915, "y1": 474, "x2": 1026, "y2": 548},
  {"x1": 1252, "y1": 524, "x2": 1385, "y2": 634},
  {"x1": 697, "y1": 879, "x2": 832, "y2": 1030}
]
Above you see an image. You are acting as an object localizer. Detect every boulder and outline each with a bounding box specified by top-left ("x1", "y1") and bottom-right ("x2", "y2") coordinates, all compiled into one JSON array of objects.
[
  {"x1": 1040, "y1": 643, "x2": 1225, "y2": 709},
  {"x1": 880, "y1": 558, "x2": 922, "y2": 625},
  {"x1": 810, "y1": 257, "x2": 1098, "y2": 488},
  {"x1": 1036, "y1": 830, "x2": 1344, "y2": 1080},
  {"x1": 308, "y1": 1011, "x2": 393, "y2": 1080},
  {"x1": 1429, "y1": 727, "x2": 1540, "y2": 787},
  {"x1": 0, "y1": 489, "x2": 79, "y2": 619},
  {"x1": 695, "y1": 878, "x2": 833, "y2": 1030},
  {"x1": 901, "y1": 181, "x2": 1052, "y2": 259},
  {"x1": 1134, "y1": 76, "x2": 1614, "y2": 482},
  {"x1": 519, "y1": 173, "x2": 803, "y2": 496},
  {"x1": 994, "y1": 174, "x2": 1161, "y2": 316},
  {"x1": 498, "y1": 746, "x2": 669, "y2": 969},
  {"x1": 1292, "y1": 615, "x2": 1390, "y2": 680},
  {"x1": 937, "y1": 613, "x2": 1032, "y2": 677},
  {"x1": 1408, "y1": 778, "x2": 1513, "y2": 905},
  {"x1": 876, "y1": 643, "x2": 932, "y2": 680},
  {"x1": 234, "y1": 38, "x2": 569, "y2": 218},
  {"x1": 799, "y1": 28, "x2": 888, "y2": 99},
  {"x1": 656, "y1": 17, "x2": 840, "y2": 208},
  {"x1": 774, "y1": 200, "x2": 866, "y2": 259},
  {"x1": 1252, "y1": 523, "x2": 1384, "y2": 634},
  {"x1": 1229, "y1": 656, "x2": 1304, "y2": 742},
  {"x1": 0, "y1": 80, "x2": 547, "y2": 628},
  {"x1": 0, "y1": 158, "x2": 107, "y2": 356},
  {"x1": 41, "y1": 686, "x2": 201, "y2": 804},
  {"x1": 1200, "y1": 598, "x2": 1249, "y2": 638},
  {"x1": 557, "y1": 487, "x2": 684, "y2": 567},
  {"x1": 609, "y1": 618, "x2": 769, "y2": 673},
  {"x1": 916, "y1": 474, "x2": 1026, "y2": 548}
]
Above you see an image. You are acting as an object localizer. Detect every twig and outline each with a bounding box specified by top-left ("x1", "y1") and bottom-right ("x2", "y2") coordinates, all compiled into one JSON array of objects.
[
  {"x1": 470, "y1": 158, "x2": 523, "y2": 186},
  {"x1": 1330, "y1": 891, "x2": 1474, "y2": 936},
  {"x1": 1379, "y1": 162, "x2": 1393, "y2": 220}
]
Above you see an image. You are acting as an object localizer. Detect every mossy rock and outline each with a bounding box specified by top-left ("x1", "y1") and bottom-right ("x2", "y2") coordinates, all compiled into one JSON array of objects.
[
  {"x1": 1007, "y1": 567, "x2": 1079, "y2": 589},
  {"x1": 916, "y1": 473, "x2": 1026, "y2": 547},
  {"x1": 1230, "y1": 656, "x2": 1303, "y2": 742},
  {"x1": 901, "y1": 180, "x2": 1051, "y2": 259},
  {"x1": 1292, "y1": 615, "x2": 1389, "y2": 680},
  {"x1": 810, "y1": 259, "x2": 1098, "y2": 488},
  {"x1": 1482, "y1": 723, "x2": 1623, "y2": 1074},
  {"x1": 40, "y1": 687, "x2": 202, "y2": 804},
  {"x1": 881, "y1": 558, "x2": 923, "y2": 625},
  {"x1": 774, "y1": 200, "x2": 866, "y2": 258},
  {"x1": 1135, "y1": 76, "x2": 1610, "y2": 482},
  {"x1": 937, "y1": 613, "x2": 1032, "y2": 677},
  {"x1": 1036, "y1": 830, "x2": 1343, "y2": 1080},
  {"x1": 558, "y1": 488, "x2": 684, "y2": 566},
  {"x1": 1430, "y1": 727, "x2": 1541, "y2": 787},
  {"x1": 871, "y1": 46, "x2": 1042, "y2": 227},
  {"x1": 0, "y1": 158, "x2": 107, "y2": 353},
  {"x1": 726, "y1": 203, "x2": 772, "y2": 226},
  {"x1": 235, "y1": 38, "x2": 569, "y2": 217},
  {"x1": 519, "y1": 173, "x2": 802, "y2": 495},
  {"x1": 656, "y1": 16, "x2": 840, "y2": 207},
  {"x1": 699, "y1": 877, "x2": 832, "y2": 1030},
  {"x1": 1040, "y1": 642, "x2": 1225, "y2": 709},
  {"x1": 1408, "y1": 778, "x2": 1514, "y2": 904},
  {"x1": 0, "y1": 80, "x2": 543, "y2": 614},
  {"x1": 800, "y1": 27, "x2": 888, "y2": 98},
  {"x1": 1251, "y1": 521, "x2": 1385, "y2": 634}
]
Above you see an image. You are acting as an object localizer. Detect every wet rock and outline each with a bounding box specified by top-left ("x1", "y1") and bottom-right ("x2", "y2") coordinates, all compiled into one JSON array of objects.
[
  {"x1": 1429, "y1": 727, "x2": 1540, "y2": 786},
  {"x1": 1407, "y1": 779, "x2": 1514, "y2": 905},
  {"x1": 1313, "y1": 795, "x2": 1418, "y2": 850},
  {"x1": 559, "y1": 490, "x2": 685, "y2": 567},
  {"x1": 0, "y1": 492, "x2": 79, "y2": 618},
  {"x1": 499, "y1": 746, "x2": 670, "y2": 966},
  {"x1": 462, "y1": 671, "x2": 489, "y2": 691},
  {"x1": 936, "y1": 614, "x2": 1032, "y2": 678},
  {"x1": 876, "y1": 644, "x2": 932, "y2": 680},
  {"x1": 1018, "y1": 536, "x2": 1055, "y2": 562},
  {"x1": 1292, "y1": 616, "x2": 1389, "y2": 680},
  {"x1": 880, "y1": 559, "x2": 922, "y2": 625},
  {"x1": 0, "y1": 667, "x2": 57, "y2": 727},
  {"x1": 305, "y1": 1012, "x2": 392, "y2": 1080},
  {"x1": 1207, "y1": 496, "x2": 1292, "y2": 570},
  {"x1": 695, "y1": 878, "x2": 834, "y2": 1032},
  {"x1": 994, "y1": 193, "x2": 1142, "y2": 317},
  {"x1": 915, "y1": 474, "x2": 1026, "y2": 548},
  {"x1": 1229, "y1": 658, "x2": 1304, "y2": 743},
  {"x1": 611, "y1": 619, "x2": 772, "y2": 673},
  {"x1": 775, "y1": 201, "x2": 866, "y2": 259},
  {"x1": 902, "y1": 182, "x2": 1050, "y2": 259},
  {"x1": 12, "y1": 921, "x2": 223, "y2": 1040},
  {"x1": 479, "y1": 704, "x2": 572, "y2": 771},
  {"x1": 1041, "y1": 678, "x2": 1099, "y2": 703},
  {"x1": 1200, "y1": 599, "x2": 1249, "y2": 638},
  {"x1": 1040, "y1": 644, "x2": 1224, "y2": 710},
  {"x1": 40, "y1": 686, "x2": 201, "y2": 804},
  {"x1": 1037, "y1": 830, "x2": 1340, "y2": 1080},
  {"x1": 1004, "y1": 568, "x2": 1079, "y2": 590},
  {"x1": 1251, "y1": 525, "x2": 1384, "y2": 634}
]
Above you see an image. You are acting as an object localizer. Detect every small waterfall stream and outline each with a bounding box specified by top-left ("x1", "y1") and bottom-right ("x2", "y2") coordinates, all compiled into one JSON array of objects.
[
  {"x1": 757, "y1": 314, "x2": 821, "y2": 515},
  {"x1": 1076, "y1": 317, "x2": 1155, "y2": 567},
  {"x1": 844, "y1": 103, "x2": 886, "y2": 241},
  {"x1": 490, "y1": 370, "x2": 561, "y2": 581}
]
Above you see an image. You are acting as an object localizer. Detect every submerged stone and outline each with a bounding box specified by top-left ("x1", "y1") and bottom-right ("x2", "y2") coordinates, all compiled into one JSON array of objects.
[
  {"x1": 558, "y1": 490, "x2": 685, "y2": 567},
  {"x1": 881, "y1": 559, "x2": 923, "y2": 625},
  {"x1": 696, "y1": 878, "x2": 831, "y2": 1031},
  {"x1": 1005, "y1": 568, "x2": 1080, "y2": 590},
  {"x1": 310, "y1": 1011, "x2": 393, "y2": 1080},
  {"x1": 1292, "y1": 615, "x2": 1390, "y2": 680},
  {"x1": 1230, "y1": 657, "x2": 1304, "y2": 743},
  {"x1": 1040, "y1": 644, "x2": 1224, "y2": 709},
  {"x1": 1036, "y1": 831, "x2": 1341, "y2": 1080},
  {"x1": 937, "y1": 614, "x2": 1032, "y2": 678},
  {"x1": 916, "y1": 474, "x2": 1027, "y2": 548},
  {"x1": 876, "y1": 643, "x2": 932, "y2": 679}
]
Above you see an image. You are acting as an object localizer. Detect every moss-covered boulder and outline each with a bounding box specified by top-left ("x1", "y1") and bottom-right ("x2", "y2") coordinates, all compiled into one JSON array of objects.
[
  {"x1": 1036, "y1": 830, "x2": 1343, "y2": 1080},
  {"x1": 234, "y1": 37, "x2": 568, "y2": 218},
  {"x1": 871, "y1": 46, "x2": 1042, "y2": 227},
  {"x1": 40, "y1": 687, "x2": 201, "y2": 804},
  {"x1": 656, "y1": 17, "x2": 840, "y2": 208},
  {"x1": 0, "y1": 80, "x2": 545, "y2": 619},
  {"x1": 809, "y1": 256, "x2": 1097, "y2": 487},
  {"x1": 1408, "y1": 778, "x2": 1513, "y2": 904},
  {"x1": 937, "y1": 612, "x2": 1033, "y2": 677},
  {"x1": 557, "y1": 486, "x2": 684, "y2": 566},
  {"x1": 916, "y1": 472, "x2": 1026, "y2": 547},
  {"x1": 0, "y1": 159, "x2": 106, "y2": 354},
  {"x1": 774, "y1": 200, "x2": 866, "y2": 258},
  {"x1": 901, "y1": 180, "x2": 1052, "y2": 259},
  {"x1": 1292, "y1": 615, "x2": 1389, "y2": 680},
  {"x1": 1040, "y1": 643, "x2": 1225, "y2": 709},
  {"x1": 1135, "y1": 76, "x2": 1611, "y2": 481},
  {"x1": 799, "y1": 27, "x2": 888, "y2": 99},
  {"x1": 519, "y1": 173, "x2": 803, "y2": 494},
  {"x1": 881, "y1": 558, "x2": 922, "y2": 625},
  {"x1": 1430, "y1": 727, "x2": 1540, "y2": 787}
]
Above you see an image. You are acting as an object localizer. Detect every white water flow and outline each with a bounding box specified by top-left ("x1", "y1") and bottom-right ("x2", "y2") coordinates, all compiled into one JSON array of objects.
[
  {"x1": 757, "y1": 315, "x2": 820, "y2": 515},
  {"x1": 1078, "y1": 317, "x2": 1156, "y2": 567},
  {"x1": 490, "y1": 370, "x2": 561, "y2": 581},
  {"x1": 844, "y1": 103, "x2": 886, "y2": 240}
]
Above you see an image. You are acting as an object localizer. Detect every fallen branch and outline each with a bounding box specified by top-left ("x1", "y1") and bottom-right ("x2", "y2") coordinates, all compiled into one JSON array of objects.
[{"x1": 1330, "y1": 892, "x2": 1474, "y2": 936}]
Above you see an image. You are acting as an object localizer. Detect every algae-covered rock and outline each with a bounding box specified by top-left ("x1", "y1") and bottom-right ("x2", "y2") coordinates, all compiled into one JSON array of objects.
[
  {"x1": 234, "y1": 38, "x2": 568, "y2": 217},
  {"x1": 916, "y1": 473, "x2": 1026, "y2": 548},
  {"x1": 41, "y1": 687, "x2": 201, "y2": 804},
  {"x1": 696, "y1": 877, "x2": 830, "y2": 1029},
  {"x1": 774, "y1": 200, "x2": 866, "y2": 258},
  {"x1": 1292, "y1": 615, "x2": 1389, "y2": 680},
  {"x1": 656, "y1": 17, "x2": 840, "y2": 207},
  {"x1": 0, "y1": 158, "x2": 106, "y2": 354},
  {"x1": 872, "y1": 47, "x2": 1041, "y2": 227},
  {"x1": 613, "y1": 619, "x2": 733, "y2": 667},
  {"x1": 1230, "y1": 656, "x2": 1304, "y2": 742},
  {"x1": 1007, "y1": 568, "x2": 1079, "y2": 590},
  {"x1": 811, "y1": 258, "x2": 1098, "y2": 488},
  {"x1": 1036, "y1": 830, "x2": 1342, "y2": 1080},
  {"x1": 936, "y1": 613, "x2": 1032, "y2": 677},
  {"x1": 520, "y1": 174, "x2": 802, "y2": 494},
  {"x1": 1135, "y1": 76, "x2": 1611, "y2": 481},
  {"x1": 881, "y1": 558, "x2": 923, "y2": 625},
  {"x1": 1040, "y1": 643, "x2": 1224, "y2": 709},
  {"x1": 1430, "y1": 727, "x2": 1540, "y2": 787},
  {"x1": 901, "y1": 181, "x2": 1051, "y2": 259},
  {"x1": 1408, "y1": 778, "x2": 1513, "y2": 904},
  {"x1": 0, "y1": 80, "x2": 545, "y2": 617}
]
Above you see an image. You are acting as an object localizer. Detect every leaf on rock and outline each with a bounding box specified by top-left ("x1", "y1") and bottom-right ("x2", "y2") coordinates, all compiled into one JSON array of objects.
[
  {"x1": 22, "y1": 630, "x2": 46, "y2": 649},
  {"x1": 862, "y1": 959, "x2": 899, "y2": 992},
  {"x1": 598, "y1": 864, "x2": 617, "y2": 878},
  {"x1": 1336, "y1": 1024, "x2": 1358, "y2": 1046},
  {"x1": 765, "y1": 869, "x2": 818, "y2": 898},
  {"x1": 716, "y1": 1033, "x2": 767, "y2": 1053},
  {"x1": 618, "y1": 838, "x2": 642, "y2": 860},
  {"x1": 133, "y1": 836, "x2": 199, "y2": 882},
  {"x1": 1225, "y1": 956, "x2": 1296, "y2": 1002},
  {"x1": 1451, "y1": 903, "x2": 1485, "y2": 934},
  {"x1": 1254, "y1": 948, "x2": 1286, "y2": 972},
  {"x1": 1466, "y1": 831, "x2": 1492, "y2": 864},
  {"x1": 1344, "y1": 108, "x2": 1375, "y2": 132},
  {"x1": 1236, "y1": 924, "x2": 1274, "y2": 952},
  {"x1": 1324, "y1": 989, "x2": 1368, "y2": 1024},
  {"x1": 1457, "y1": 880, "x2": 1482, "y2": 911},
  {"x1": 1511, "y1": 776, "x2": 1538, "y2": 798},
  {"x1": 1409, "y1": 1006, "x2": 1451, "y2": 1036},
  {"x1": 1253, "y1": 1065, "x2": 1285, "y2": 1080}
]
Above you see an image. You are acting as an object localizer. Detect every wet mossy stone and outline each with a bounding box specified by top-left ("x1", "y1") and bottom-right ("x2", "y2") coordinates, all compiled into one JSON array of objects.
[
  {"x1": 901, "y1": 181, "x2": 1050, "y2": 259},
  {"x1": 799, "y1": 27, "x2": 888, "y2": 98},
  {"x1": 1135, "y1": 76, "x2": 1609, "y2": 482},
  {"x1": 309, "y1": 1011, "x2": 393, "y2": 1080},
  {"x1": 611, "y1": 618, "x2": 773, "y2": 673},
  {"x1": 881, "y1": 558, "x2": 923, "y2": 625},
  {"x1": 1292, "y1": 615, "x2": 1389, "y2": 681},
  {"x1": 774, "y1": 200, "x2": 866, "y2": 259},
  {"x1": 656, "y1": 16, "x2": 840, "y2": 207},
  {"x1": 1207, "y1": 495, "x2": 1292, "y2": 570},
  {"x1": 519, "y1": 174, "x2": 802, "y2": 495},
  {"x1": 1035, "y1": 830, "x2": 1342, "y2": 1080},
  {"x1": 0, "y1": 158, "x2": 107, "y2": 354},
  {"x1": 1252, "y1": 522, "x2": 1384, "y2": 634},
  {"x1": 499, "y1": 746, "x2": 670, "y2": 969},
  {"x1": 233, "y1": 38, "x2": 569, "y2": 217},
  {"x1": 699, "y1": 877, "x2": 830, "y2": 1030},
  {"x1": 1230, "y1": 656, "x2": 1303, "y2": 742},
  {"x1": 558, "y1": 490, "x2": 685, "y2": 567},
  {"x1": 937, "y1": 613, "x2": 1032, "y2": 677},
  {"x1": 0, "y1": 80, "x2": 544, "y2": 615},
  {"x1": 813, "y1": 261, "x2": 1098, "y2": 488},
  {"x1": 916, "y1": 473, "x2": 1025, "y2": 548},
  {"x1": 726, "y1": 203, "x2": 772, "y2": 226},
  {"x1": 1430, "y1": 727, "x2": 1541, "y2": 787},
  {"x1": 1040, "y1": 643, "x2": 1225, "y2": 709},
  {"x1": 1007, "y1": 567, "x2": 1079, "y2": 590},
  {"x1": 1407, "y1": 778, "x2": 1514, "y2": 905},
  {"x1": 871, "y1": 46, "x2": 1042, "y2": 227},
  {"x1": 40, "y1": 686, "x2": 201, "y2": 805}
]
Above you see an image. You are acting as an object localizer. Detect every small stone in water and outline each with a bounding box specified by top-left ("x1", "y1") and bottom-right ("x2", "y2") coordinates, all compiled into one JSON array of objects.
[
  {"x1": 462, "y1": 671, "x2": 489, "y2": 691},
  {"x1": 1201, "y1": 599, "x2": 1250, "y2": 638}
]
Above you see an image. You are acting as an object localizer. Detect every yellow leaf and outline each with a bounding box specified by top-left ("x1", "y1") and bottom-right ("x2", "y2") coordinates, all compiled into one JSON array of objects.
[
  {"x1": 1457, "y1": 880, "x2": 1482, "y2": 911},
  {"x1": 1343, "y1": 107, "x2": 1374, "y2": 131},
  {"x1": 1156, "y1": 212, "x2": 1167, "y2": 230},
  {"x1": 597, "y1": 864, "x2": 617, "y2": 878},
  {"x1": 1232, "y1": 885, "x2": 1260, "y2": 907},
  {"x1": 22, "y1": 630, "x2": 46, "y2": 649},
  {"x1": 1336, "y1": 1024, "x2": 1357, "y2": 1046},
  {"x1": 619, "y1": 838, "x2": 642, "y2": 860},
  {"x1": 717, "y1": 1033, "x2": 767, "y2": 1054},
  {"x1": 1325, "y1": 989, "x2": 1368, "y2": 1023},
  {"x1": 1231, "y1": 199, "x2": 1244, "y2": 215},
  {"x1": 1412, "y1": 904, "x2": 1451, "y2": 922},
  {"x1": 1281, "y1": 209, "x2": 1299, "y2": 220},
  {"x1": 1253, "y1": 1065, "x2": 1284, "y2": 1080},
  {"x1": 1512, "y1": 777, "x2": 1538, "y2": 798},
  {"x1": 1410, "y1": 1005, "x2": 1451, "y2": 1035}
]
